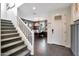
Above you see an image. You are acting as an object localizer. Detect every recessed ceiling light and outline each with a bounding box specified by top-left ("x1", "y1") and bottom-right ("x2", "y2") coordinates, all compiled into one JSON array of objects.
[{"x1": 33, "y1": 7, "x2": 36, "y2": 10}]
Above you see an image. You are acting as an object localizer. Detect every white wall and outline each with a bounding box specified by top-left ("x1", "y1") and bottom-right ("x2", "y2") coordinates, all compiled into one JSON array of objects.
[
  {"x1": 47, "y1": 6, "x2": 71, "y2": 48},
  {"x1": 7, "y1": 6, "x2": 17, "y2": 25},
  {"x1": 1, "y1": 3, "x2": 7, "y2": 19}
]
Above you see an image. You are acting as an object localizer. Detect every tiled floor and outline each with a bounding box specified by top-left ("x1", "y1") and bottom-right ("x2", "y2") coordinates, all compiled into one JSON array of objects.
[{"x1": 34, "y1": 37, "x2": 74, "y2": 56}]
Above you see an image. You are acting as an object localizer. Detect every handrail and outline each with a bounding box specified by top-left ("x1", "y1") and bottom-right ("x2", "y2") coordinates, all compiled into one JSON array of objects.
[
  {"x1": 17, "y1": 17, "x2": 34, "y2": 55},
  {"x1": 17, "y1": 16, "x2": 34, "y2": 54}
]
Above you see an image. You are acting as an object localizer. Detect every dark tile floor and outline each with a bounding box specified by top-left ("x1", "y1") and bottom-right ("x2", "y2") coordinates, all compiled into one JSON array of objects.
[{"x1": 34, "y1": 37, "x2": 74, "y2": 56}]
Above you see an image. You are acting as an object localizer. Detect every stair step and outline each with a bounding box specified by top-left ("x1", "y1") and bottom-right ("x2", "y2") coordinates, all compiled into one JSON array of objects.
[
  {"x1": 1, "y1": 19, "x2": 11, "y2": 22},
  {"x1": 1, "y1": 26, "x2": 14, "y2": 29},
  {"x1": 2, "y1": 45, "x2": 26, "y2": 56},
  {"x1": 1, "y1": 41, "x2": 24, "y2": 53},
  {"x1": 1, "y1": 40, "x2": 23, "y2": 49},
  {"x1": 1, "y1": 22, "x2": 11, "y2": 24},
  {"x1": 1, "y1": 25, "x2": 14, "y2": 28},
  {"x1": 1, "y1": 24, "x2": 14, "y2": 26},
  {"x1": 17, "y1": 49, "x2": 30, "y2": 56},
  {"x1": 1, "y1": 27, "x2": 16, "y2": 30},
  {"x1": 1, "y1": 36, "x2": 21, "y2": 45},
  {"x1": 1, "y1": 36, "x2": 21, "y2": 42},
  {"x1": 1, "y1": 33, "x2": 19, "y2": 39},
  {"x1": 1, "y1": 21, "x2": 12, "y2": 23},
  {"x1": 10, "y1": 46, "x2": 28, "y2": 56},
  {"x1": 1, "y1": 23, "x2": 13, "y2": 26},
  {"x1": 1, "y1": 30, "x2": 16, "y2": 32},
  {"x1": 1, "y1": 30, "x2": 17, "y2": 34},
  {"x1": 1, "y1": 33, "x2": 19, "y2": 36},
  {"x1": 1, "y1": 22, "x2": 12, "y2": 24},
  {"x1": 1, "y1": 21, "x2": 12, "y2": 25}
]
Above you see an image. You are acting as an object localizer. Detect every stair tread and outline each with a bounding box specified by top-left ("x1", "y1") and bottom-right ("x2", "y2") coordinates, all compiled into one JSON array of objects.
[
  {"x1": 1, "y1": 30, "x2": 16, "y2": 31},
  {"x1": 1, "y1": 21, "x2": 11, "y2": 22},
  {"x1": 1, "y1": 21, "x2": 12, "y2": 23},
  {"x1": 2, "y1": 45, "x2": 26, "y2": 56},
  {"x1": 1, "y1": 29, "x2": 16, "y2": 30},
  {"x1": 1, "y1": 20, "x2": 11, "y2": 22},
  {"x1": 1, "y1": 36, "x2": 21, "y2": 42},
  {"x1": 17, "y1": 49, "x2": 30, "y2": 56},
  {"x1": 1, "y1": 27, "x2": 15, "y2": 29},
  {"x1": 1, "y1": 33, "x2": 18, "y2": 36},
  {"x1": 1, "y1": 27, "x2": 14, "y2": 28},
  {"x1": 1, "y1": 24, "x2": 13, "y2": 26},
  {"x1": 1, "y1": 19, "x2": 11, "y2": 21},
  {"x1": 1, "y1": 22, "x2": 12, "y2": 24},
  {"x1": 1, "y1": 40, "x2": 23, "y2": 49},
  {"x1": 1, "y1": 26, "x2": 14, "y2": 27}
]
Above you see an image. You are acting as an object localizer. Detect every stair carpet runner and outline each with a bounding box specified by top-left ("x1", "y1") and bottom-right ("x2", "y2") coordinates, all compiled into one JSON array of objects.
[{"x1": 1, "y1": 19, "x2": 30, "y2": 56}]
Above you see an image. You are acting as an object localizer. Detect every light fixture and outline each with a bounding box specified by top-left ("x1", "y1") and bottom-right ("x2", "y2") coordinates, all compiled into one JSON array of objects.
[
  {"x1": 33, "y1": 6, "x2": 36, "y2": 10},
  {"x1": 6, "y1": 3, "x2": 15, "y2": 10}
]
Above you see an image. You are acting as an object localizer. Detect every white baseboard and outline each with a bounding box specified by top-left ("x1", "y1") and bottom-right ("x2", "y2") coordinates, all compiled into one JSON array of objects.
[{"x1": 47, "y1": 41, "x2": 70, "y2": 48}]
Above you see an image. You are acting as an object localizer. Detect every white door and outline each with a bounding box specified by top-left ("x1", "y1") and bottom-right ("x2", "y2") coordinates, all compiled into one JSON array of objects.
[{"x1": 52, "y1": 15, "x2": 67, "y2": 46}]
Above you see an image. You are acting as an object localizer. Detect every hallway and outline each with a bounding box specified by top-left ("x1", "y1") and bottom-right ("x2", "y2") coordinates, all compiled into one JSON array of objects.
[{"x1": 34, "y1": 37, "x2": 74, "y2": 56}]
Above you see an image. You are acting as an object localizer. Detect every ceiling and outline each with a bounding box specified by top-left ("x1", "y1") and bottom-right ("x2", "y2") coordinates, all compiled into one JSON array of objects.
[{"x1": 18, "y1": 3, "x2": 72, "y2": 21}]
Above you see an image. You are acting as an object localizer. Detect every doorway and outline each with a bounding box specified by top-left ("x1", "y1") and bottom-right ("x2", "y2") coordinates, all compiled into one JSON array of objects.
[{"x1": 51, "y1": 14, "x2": 67, "y2": 46}]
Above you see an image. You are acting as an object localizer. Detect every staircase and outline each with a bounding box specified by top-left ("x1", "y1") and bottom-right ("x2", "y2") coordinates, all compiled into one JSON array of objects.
[{"x1": 1, "y1": 19, "x2": 30, "y2": 56}]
